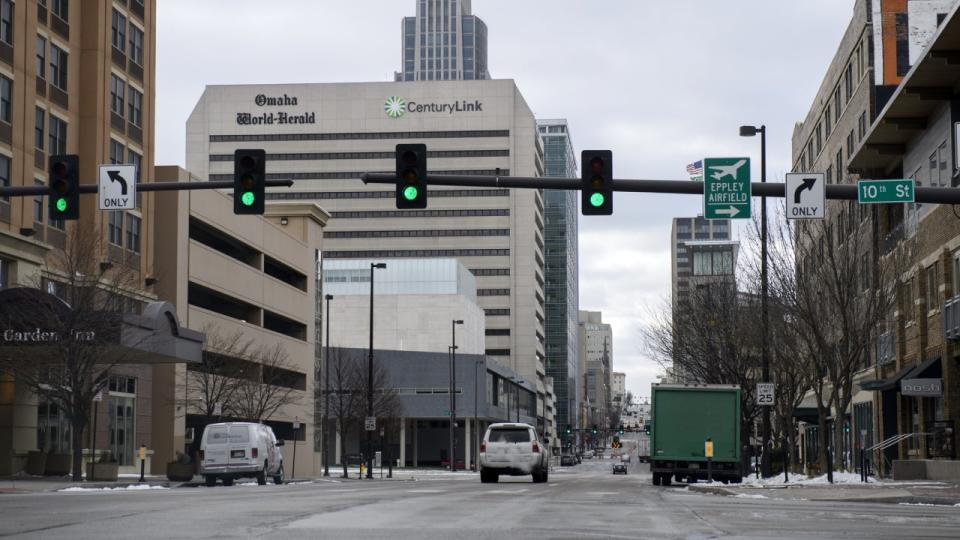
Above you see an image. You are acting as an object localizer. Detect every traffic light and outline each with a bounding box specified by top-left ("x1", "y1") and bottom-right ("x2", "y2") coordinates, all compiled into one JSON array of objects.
[
  {"x1": 233, "y1": 149, "x2": 265, "y2": 214},
  {"x1": 644, "y1": 424, "x2": 650, "y2": 435},
  {"x1": 48, "y1": 155, "x2": 80, "y2": 220},
  {"x1": 565, "y1": 425, "x2": 572, "y2": 436},
  {"x1": 395, "y1": 143, "x2": 427, "y2": 209},
  {"x1": 619, "y1": 425, "x2": 624, "y2": 436},
  {"x1": 592, "y1": 425, "x2": 598, "y2": 436},
  {"x1": 581, "y1": 150, "x2": 612, "y2": 215}
]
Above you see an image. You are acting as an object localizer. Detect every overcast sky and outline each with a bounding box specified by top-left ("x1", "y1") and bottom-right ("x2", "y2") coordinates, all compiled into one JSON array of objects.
[{"x1": 156, "y1": 1, "x2": 856, "y2": 400}]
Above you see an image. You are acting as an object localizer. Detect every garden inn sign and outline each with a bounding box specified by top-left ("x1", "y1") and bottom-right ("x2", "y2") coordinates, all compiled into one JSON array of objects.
[{"x1": 2, "y1": 328, "x2": 96, "y2": 343}]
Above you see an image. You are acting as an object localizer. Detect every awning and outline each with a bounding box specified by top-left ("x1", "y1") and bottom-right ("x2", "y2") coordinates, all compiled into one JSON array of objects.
[
  {"x1": 0, "y1": 287, "x2": 203, "y2": 364},
  {"x1": 861, "y1": 362, "x2": 918, "y2": 391},
  {"x1": 792, "y1": 407, "x2": 820, "y2": 423},
  {"x1": 904, "y1": 356, "x2": 942, "y2": 380}
]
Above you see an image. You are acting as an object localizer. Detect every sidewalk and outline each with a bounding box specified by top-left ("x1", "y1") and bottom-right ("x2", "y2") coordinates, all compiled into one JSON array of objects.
[{"x1": 686, "y1": 472, "x2": 960, "y2": 506}]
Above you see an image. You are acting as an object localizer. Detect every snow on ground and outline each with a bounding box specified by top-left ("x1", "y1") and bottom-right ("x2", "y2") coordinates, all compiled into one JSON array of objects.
[
  {"x1": 60, "y1": 484, "x2": 168, "y2": 492},
  {"x1": 734, "y1": 493, "x2": 768, "y2": 499}
]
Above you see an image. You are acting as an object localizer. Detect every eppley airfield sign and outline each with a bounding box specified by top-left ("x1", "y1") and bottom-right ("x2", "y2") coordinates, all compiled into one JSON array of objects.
[{"x1": 703, "y1": 157, "x2": 751, "y2": 220}]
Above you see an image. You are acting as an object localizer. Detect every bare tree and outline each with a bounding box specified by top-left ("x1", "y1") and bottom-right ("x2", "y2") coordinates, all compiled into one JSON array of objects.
[
  {"x1": 181, "y1": 326, "x2": 251, "y2": 422},
  {"x1": 232, "y1": 342, "x2": 302, "y2": 423},
  {"x1": 0, "y1": 224, "x2": 142, "y2": 480},
  {"x1": 326, "y1": 348, "x2": 362, "y2": 478}
]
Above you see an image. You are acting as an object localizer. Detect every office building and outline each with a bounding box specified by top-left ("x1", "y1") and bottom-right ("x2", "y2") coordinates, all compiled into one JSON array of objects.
[
  {"x1": 0, "y1": 1, "x2": 168, "y2": 475},
  {"x1": 538, "y1": 119, "x2": 579, "y2": 441},
  {"x1": 611, "y1": 371, "x2": 625, "y2": 410},
  {"x1": 578, "y1": 310, "x2": 611, "y2": 432},
  {"x1": 185, "y1": 78, "x2": 550, "y2": 432},
  {"x1": 670, "y1": 216, "x2": 730, "y2": 307},
  {"x1": 397, "y1": 0, "x2": 489, "y2": 81}
]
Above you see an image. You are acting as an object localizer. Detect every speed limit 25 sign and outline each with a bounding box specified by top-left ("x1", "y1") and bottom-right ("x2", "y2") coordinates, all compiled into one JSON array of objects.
[{"x1": 757, "y1": 383, "x2": 775, "y2": 406}]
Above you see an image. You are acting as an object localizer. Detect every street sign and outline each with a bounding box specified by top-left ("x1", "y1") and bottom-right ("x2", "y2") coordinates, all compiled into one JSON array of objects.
[
  {"x1": 785, "y1": 172, "x2": 825, "y2": 220},
  {"x1": 293, "y1": 421, "x2": 301, "y2": 430},
  {"x1": 901, "y1": 378, "x2": 943, "y2": 397},
  {"x1": 98, "y1": 164, "x2": 137, "y2": 210},
  {"x1": 93, "y1": 390, "x2": 103, "y2": 402},
  {"x1": 857, "y1": 179, "x2": 914, "y2": 204},
  {"x1": 757, "y1": 383, "x2": 774, "y2": 406},
  {"x1": 365, "y1": 416, "x2": 377, "y2": 431},
  {"x1": 213, "y1": 402, "x2": 222, "y2": 416},
  {"x1": 705, "y1": 438, "x2": 714, "y2": 458},
  {"x1": 703, "y1": 157, "x2": 751, "y2": 219}
]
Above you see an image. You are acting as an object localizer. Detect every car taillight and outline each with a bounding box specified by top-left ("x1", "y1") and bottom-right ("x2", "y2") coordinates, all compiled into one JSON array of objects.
[
  {"x1": 252, "y1": 448, "x2": 258, "y2": 458},
  {"x1": 480, "y1": 441, "x2": 486, "y2": 453},
  {"x1": 199, "y1": 450, "x2": 205, "y2": 460},
  {"x1": 532, "y1": 442, "x2": 540, "y2": 453}
]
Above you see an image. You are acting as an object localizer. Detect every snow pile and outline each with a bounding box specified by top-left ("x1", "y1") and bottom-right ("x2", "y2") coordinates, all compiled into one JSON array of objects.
[
  {"x1": 739, "y1": 472, "x2": 876, "y2": 486},
  {"x1": 60, "y1": 484, "x2": 168, "y2": 492},
  {"x1": 734, "y1": 493, "x2": 768, "y2": 499}
]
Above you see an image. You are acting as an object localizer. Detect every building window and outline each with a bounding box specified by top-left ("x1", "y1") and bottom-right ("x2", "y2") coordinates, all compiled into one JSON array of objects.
[
  {"x1": 845, "y1": 62, "x2": 853, "y2": 102},
  {"x1": 36, "y1": 36, "x2": 46, "y2": 79},
  {"x1": 858, "y1": 111, "x2": 867, "y2": 140},
  {"x1": 129, "y1": 24, "x2": 143, "y2": 66},
  {"x1": 51, "y1": 0, "x2": 68, "y2": 21},
  {"x1": 0, "y1": 0, "x2": 12, "y2": 46},
  {"x1": 128, "y1": 86, "x2": 142, "y2": 127},
  {"x1": 109, "y1": 139, "x2": 124, "y2": 164},
  {"x1": 111, "y1": 9, "x2": 126, "y2": 53},
  {"x1": 0, "y1": 257, "x2": 8, "y2": 289},
  {"x1": 48, "y1": 114, "x2": 66, "y2": 154},
  {"x1": 110, "y1": 75, "x2": 124, "y2": 117},
  {"x1": 847, "y1": 130, "x2": 854, "y2": 157},
  {"x1": 952, "y1": 250, "x2": 960, "y2": 297},
  {"x1": 903, "y1": 279, "x2": 914, "y2": 322},
  {"x1": 50, "y1": 45, "x2": 67, "y2": 91},
  {"x1": 834, "y1": 89, "x2": 841, "y2": 122},
  {"x1": 108, "y1": 211, "x2": 123, "y2": 246},
  {"x1": 835, "y1": 148, "x2": 843, "y2": 181},
  {"x1": 127, "y1": 149, "x2": 141, "y2": 182},
  {"x1": 126, "y1": 214, "x2": 140, "y2": 253},
  {"x1": 35, "y1": 108, "x2": 45, "y2": 149},
  {"x1": 0, "y1": 154, "x2": 7, "y2": 202},
  {"x1": 0, "y1": 74, "x2": 11, "y2": 124},
  {"x1": 33, "y1": 179, "x2": 43, "y2": 223},
  {"x1": 927, "y1": 262, "x2": 939, "y2": 309},
  {"x1": 825, "y1": 105, "x2": 832, "y2": 136}
]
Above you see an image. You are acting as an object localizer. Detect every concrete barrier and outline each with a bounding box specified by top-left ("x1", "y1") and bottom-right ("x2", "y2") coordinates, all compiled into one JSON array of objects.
[{"x1": 892, "y1": 459, "x2": 960, "y2": 481}]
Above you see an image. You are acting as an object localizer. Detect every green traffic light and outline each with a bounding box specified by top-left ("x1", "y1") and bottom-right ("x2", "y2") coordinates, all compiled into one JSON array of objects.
[
  {"x1": 241, "y1": 192, "x2": 255, "y2": 206},
  {"x1": 403, "y1": 186, "x2": 419, "y2": 201},
  {"x1": 56, "y1": 198, "x2": 67, "y2": 212},
  {"x1": 589, "y1": 192, "x2": 605, "y2": 207}
]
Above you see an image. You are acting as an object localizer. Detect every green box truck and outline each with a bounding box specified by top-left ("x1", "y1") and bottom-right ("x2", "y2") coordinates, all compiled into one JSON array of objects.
[{"x1": 650, "y1": 384, "x2": 742, "y2": 485}]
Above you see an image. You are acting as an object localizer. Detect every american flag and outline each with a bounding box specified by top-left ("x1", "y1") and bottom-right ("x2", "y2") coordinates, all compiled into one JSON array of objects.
[{"x1": 686, "y1": 160, "x2": 703, "y2": 176}]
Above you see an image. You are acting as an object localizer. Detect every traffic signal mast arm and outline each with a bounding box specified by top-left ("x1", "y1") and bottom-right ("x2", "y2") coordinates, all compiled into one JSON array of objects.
[
  {"x1": 0, "y1": 179, "x2": 294, "y2": 197},
  {"x1": 361, "y1": 172, "x2": 960, "y2": 205}
]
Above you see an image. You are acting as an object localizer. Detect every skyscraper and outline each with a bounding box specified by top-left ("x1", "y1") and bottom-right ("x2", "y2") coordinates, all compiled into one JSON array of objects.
[
  {"x1": 398, "y1": 0, "x2": 489, "y2": 81},
  {"x1": 670, "y1": 216, "x2": 730, "y2": 307},
  {"x1": 538, "y1": 119, "x2": 579, "y2": 443}
]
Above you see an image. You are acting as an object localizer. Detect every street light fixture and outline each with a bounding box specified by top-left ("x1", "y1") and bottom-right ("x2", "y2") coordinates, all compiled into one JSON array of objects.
[
  {"x1": 740, "y1": 124, "x2": 771, "y2": 478},
  {"x1": 366, "y1": 262, "x2": 386, "y2": 479},
  {"x1": 474, "y1": 359, "x2": 484, "y2": 471},
  {"x1": 323, "y1": 294, "x2": 333, "y2": 477},
  {"x1": 449, "y1": 319, "x2": 463, "y2": 471},
  {"x1": 512, "y1": 377, "x2": 521, "y2": 423}
]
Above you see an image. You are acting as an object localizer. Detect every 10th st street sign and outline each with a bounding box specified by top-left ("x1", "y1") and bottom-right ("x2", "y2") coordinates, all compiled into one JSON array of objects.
[{"x1": 703, "y1": 157, "x2": 751, "y2": 220}]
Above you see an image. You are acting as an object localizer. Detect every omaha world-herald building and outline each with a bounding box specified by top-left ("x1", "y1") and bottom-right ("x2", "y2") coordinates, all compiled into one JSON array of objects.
[{"x1": 185, "y1": 80, "x2": 550, "y2": 430}]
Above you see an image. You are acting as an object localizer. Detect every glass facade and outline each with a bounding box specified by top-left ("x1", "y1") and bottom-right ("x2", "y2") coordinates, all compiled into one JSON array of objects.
[
  {"x1": 401, "y1": 1, "x2": 489, "y2": 81},
  {"x1": 539, "y1": 120, "x2": 579, "y2": 441}
]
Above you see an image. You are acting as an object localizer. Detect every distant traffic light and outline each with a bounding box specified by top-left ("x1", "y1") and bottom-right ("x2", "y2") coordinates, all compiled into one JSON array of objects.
[
  {"x1": 644, "y1": 424, "x2": 650, "y2": 435},
  {"x1": 565, "y1": 425, "x2": 572, "y2": 435},
  {"x1": 619, "y1": 425, "x2": 624, "y2": 436},
  {"x1": 233, "y1": 149, "x2": 266, "y2": 215},
  {"x1": 581, "y1": 150, "x2": 612, "y2": 215},
  {"x1": 48, "y1": 155, "x2": 80, "y2": 220},
  {"x1": 592, "y1": 425, "x2": 598, "y2": 436},
  {"x1": 395, "y1": 143, "x2": 427, "y2": 209}
]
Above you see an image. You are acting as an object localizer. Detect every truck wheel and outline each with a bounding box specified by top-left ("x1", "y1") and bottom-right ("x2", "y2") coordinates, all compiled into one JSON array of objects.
[
  {"x1": 653, "y1": 473, "x2": 661, "y2": 486},
  {"x1": 222, "y1": 477, "x2": 234, "y2": 487},
  {"x1": 273, "y1": 463, "x2": 284, "y2": 485},
  {"x1": 480, "y1": 468, "x2": 496, "y2": 483},
  {"x1": 205, "y1": 475, "x2": 217, "y2": 487},
  {"x1": 662, "y1": 474, "x2": 672, "y2": 486},
  {"x1": 257, "y1": 464, "x2": 267, "y2": 485}
]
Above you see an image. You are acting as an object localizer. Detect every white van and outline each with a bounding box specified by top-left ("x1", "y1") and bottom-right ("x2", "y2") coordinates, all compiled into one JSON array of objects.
[
  {"x1": 479, "y1": 422, "x2": 550, "y2": 483},
  {"x1": 200, "y1": 422, "x2": 284, "y2": 486}
]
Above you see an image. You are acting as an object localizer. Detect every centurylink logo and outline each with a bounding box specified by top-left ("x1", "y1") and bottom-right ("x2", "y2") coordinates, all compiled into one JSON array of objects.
[{"x1": 384, "y1": 96, "x2": 406, "y2": 118}]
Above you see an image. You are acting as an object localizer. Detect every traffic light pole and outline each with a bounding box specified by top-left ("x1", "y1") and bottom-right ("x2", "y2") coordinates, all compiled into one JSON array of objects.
[
  {"x1": 0, "y1": 179, "x2": 293, "y2": 197},
  {"x1": 361, "y1": 173, "x2": 960, "y2": 204}
]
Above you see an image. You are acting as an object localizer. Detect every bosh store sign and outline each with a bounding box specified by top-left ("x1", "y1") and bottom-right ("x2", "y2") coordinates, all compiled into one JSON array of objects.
[{"x1": 901, "y1": 378, "x2": 943, "y2": 397}]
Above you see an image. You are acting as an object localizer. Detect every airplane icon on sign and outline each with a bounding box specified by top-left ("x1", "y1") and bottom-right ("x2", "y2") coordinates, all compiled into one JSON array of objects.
[{"x1": 708, "y1": 159, "x2": 747, "y2": 181}]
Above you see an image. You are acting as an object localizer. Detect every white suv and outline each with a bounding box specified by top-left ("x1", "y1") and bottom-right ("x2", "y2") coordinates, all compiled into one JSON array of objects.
[{"x1": 479, "y1": 423, "x2": 549, "y2": 483}]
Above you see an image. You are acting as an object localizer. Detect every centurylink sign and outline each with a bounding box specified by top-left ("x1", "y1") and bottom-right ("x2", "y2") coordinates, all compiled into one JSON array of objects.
[{"x1": 384, "y1": 96, "x2": 484, "y2": 118}]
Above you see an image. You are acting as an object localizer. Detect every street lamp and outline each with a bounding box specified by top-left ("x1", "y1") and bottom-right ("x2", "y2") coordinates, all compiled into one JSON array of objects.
[
  {"x1": 474, "y1": 359, "x2": 484, "y2": 471},
  {"x1": 323, "y1": 293, "x2": 333, "y2": 477},
  {"x1": 512, "y1": 377, "x2": 521, "y2": 423},
  {"x1": 366, "y1": 262, "x2": 386, "y2": 479},
  {"x1": 449, "y1": 319, "x2": 463, "y2": 471},
  {"x1": 741, "y1": 124, "x2": 771, "y2": 478}
]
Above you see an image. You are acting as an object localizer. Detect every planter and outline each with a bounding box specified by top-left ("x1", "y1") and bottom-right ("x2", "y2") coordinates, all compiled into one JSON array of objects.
[
  {"x1": 44, "y1": 453, "x2": 71, "y2": 476},
  {"x1": 25, "y1": 451, "x2": 47, "y2": 476},
  {"x1": 166, "y1": 461, "x2": 195, "y2": 482},
  {"x1": 86, "y1": 462, "x2": 119, "y2": 481}
]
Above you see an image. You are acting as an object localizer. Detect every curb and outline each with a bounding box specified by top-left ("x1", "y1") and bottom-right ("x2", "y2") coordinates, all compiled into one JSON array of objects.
[{"x1": 687, "y1": 485, "x2": 737, "y2": 497}]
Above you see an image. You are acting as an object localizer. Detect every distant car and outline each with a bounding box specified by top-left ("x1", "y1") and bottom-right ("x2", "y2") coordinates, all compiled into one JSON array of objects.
[
  {"x1": 612, "y1": 462, "x2": 628, "y2": 475},
  {"x1": 621, "y1": 454, "x2": 631, "y2": 463},
  {"x1": 560, "y1": 454, "x2": 577, "y2": 466},
  {"x1": 479, "y1": 423, "x2": 550, "y2": 483},
  {"x1": 200, "y1": 422, "x2": 284, "y2": 487}
]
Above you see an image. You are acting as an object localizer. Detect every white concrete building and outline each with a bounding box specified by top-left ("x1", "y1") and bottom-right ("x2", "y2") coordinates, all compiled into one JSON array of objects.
[{"x1": 185, "y1": 79, "x2": 550, "y2": 430}]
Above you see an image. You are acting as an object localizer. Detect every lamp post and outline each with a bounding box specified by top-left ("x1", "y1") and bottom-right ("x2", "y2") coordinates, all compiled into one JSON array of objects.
[
  {"x1": 366, "y1": 262, "x2": 386, "y2": 479},
  {"x1": 740, "y1": 124, "x2": 770, "y2": 478},
  {"x1": 513, "y1": 377, "x2": 521, "y2": 423},
  {"x1": 449, "y1": 320, "x2": 463, "y2": 471},
  {"x1": 323, "y1": 294, "x2": 333, "y2": 477},
  {"x1": 474, "y1": 359, "x2": 484, "y2": 471}
]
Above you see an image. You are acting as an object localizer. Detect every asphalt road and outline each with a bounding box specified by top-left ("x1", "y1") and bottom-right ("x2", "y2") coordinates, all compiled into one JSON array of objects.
[{"x1": 1, "y1": 459, "x2": 958, "y2": 539}]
